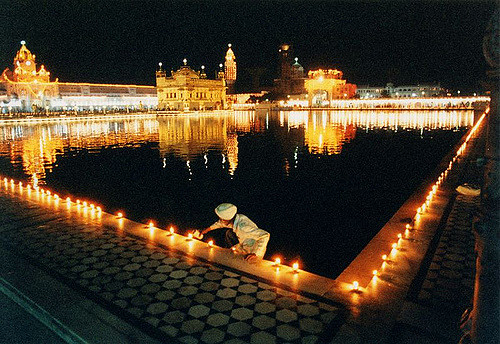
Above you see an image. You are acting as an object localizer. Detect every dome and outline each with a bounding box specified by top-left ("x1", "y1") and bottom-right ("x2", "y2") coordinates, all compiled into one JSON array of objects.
[{"x1": 292, "y1": 57, "x2": 304, "y2": 78}]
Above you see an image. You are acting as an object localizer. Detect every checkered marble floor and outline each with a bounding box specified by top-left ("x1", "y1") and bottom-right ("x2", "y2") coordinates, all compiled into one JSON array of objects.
[
  {"x1": 415, "y1": 194, "x2": 479, "y2": 311},
  {"x1": 0, "y1": 195, "x2": 345, "y2": 344}
]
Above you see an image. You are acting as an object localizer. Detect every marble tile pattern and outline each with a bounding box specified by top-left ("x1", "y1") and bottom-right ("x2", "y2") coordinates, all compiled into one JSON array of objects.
[
  {"x1": 0, "y1": 195, "x2": 344, "y2": 344},
  {"x1": 416, "y1": 194, "x2": 479, "y2": 310}
]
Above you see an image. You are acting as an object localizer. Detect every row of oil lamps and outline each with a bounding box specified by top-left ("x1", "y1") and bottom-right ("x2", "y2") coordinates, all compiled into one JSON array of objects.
[
  {"x1": 0, "y1": 176, "x2": 302, "y2": 275},
  {"x1": 0, "y1": 108, "x2": 488, "y2": 293},
  {"x1": 348, "y1": 109, "x2": 488, "y2": 292}
]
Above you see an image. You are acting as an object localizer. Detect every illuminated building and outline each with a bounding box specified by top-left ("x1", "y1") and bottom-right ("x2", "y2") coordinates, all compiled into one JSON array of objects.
[
  {"x1": 0, "y1": 42, "x2": 157, "y2": 112},
  {"x1": 224, "y1": 44, "x2": 237, "y2": 94},
  {"x1": 274, "y1": 44, "x2": 306, "y2": 96},
  {"x1": 304, "y1": 69, "x2": 357, "y2": 107},
  {"x1": 156, "y1": 59, "x2": 226, "y2": 111},
  {"x1": 357, "y1": 83, "x2": 444, "y2": 99},
  {"x1": 1, "y1": 41, "x2": 59, "y2": 111}
]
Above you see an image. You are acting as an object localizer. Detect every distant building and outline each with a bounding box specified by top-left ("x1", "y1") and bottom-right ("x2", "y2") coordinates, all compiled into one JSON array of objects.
[
  {"x1": 357, "y1": 83, "x2": 444, "y2": 99},
  {"x1": 156, "y1": 59, "x2": 226, "y2": 111},
  {"x1": 304, "y1": 69, "x2": 357, "y2": 106},
  {"x1": 0, "y1": 41, "x2": 157, "y2": 112},
  {"x1": 224, "y1": 44, "x2": 237, "y2": 94},
  {"x1": 274, "y1": 44, "x2": 306, "y2": 96}
]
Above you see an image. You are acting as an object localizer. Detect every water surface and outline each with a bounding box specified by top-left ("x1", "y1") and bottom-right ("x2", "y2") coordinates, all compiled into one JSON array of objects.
[{"x1": 0, "y1": 110, "x2": 474, "y2": 277}]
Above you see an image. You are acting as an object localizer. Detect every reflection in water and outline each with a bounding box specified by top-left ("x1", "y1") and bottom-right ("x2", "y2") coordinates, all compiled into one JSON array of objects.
[
  {"x1": 286, "y1": 110, "x2": 474, "y2": 155},
  {"x1": 0, "y1": 110, "x2": 475, "y2": 277},
  {"x1": 0, "y1": 110, "x2": 474, "y2": 185},
  {"x1": 0, "y1": 120, "x2": 159, "y2": 183}
]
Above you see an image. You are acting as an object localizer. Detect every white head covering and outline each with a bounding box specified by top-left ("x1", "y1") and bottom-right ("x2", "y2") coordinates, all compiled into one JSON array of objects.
[{"x1": 215, "y1": 203, "x2": 237, "y2": 220}]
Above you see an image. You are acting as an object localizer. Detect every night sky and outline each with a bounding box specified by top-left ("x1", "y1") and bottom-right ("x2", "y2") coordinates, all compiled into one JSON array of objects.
[{"x1": 1, "y1": 1, "x2": 496, "y2": 92}]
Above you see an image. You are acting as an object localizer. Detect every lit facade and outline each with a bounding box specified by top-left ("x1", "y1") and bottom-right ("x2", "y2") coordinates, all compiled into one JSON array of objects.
[
  {"x1": 224, "y1": 44, "x2": 237, "y2": 94},
  {"x1": 357, "y1": 83, "x2": 444, "y2": 99},
  {"x1": 156, "y1": 60, "x2": 226, "y2": 111},
  {"x1": 1, "y1": 42, "x2": 157, "y2": 112},
  {"x1": 304, "y1": 69, "x2": 357, "y2": 106}
]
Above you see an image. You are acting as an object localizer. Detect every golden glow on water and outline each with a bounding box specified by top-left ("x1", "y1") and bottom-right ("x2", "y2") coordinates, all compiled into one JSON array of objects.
[
  {"x1": 286, "y1": 109, "x2": 474, "y2": 155},
  {"x1": 0, "y1": 110, "x2": 474, "y2": 185}
]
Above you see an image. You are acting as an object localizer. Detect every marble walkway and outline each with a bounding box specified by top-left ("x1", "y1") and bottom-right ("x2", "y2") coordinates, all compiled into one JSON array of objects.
[
  {"x1": 0, "y1": 189, "x2": 346, "y2": 344},
  {"x1": 391, "y1": 133, "x2": 484, "y2": 343}
]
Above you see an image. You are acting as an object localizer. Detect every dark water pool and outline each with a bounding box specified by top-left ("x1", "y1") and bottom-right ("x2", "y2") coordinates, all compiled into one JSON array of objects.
[{"x1": 0, "y1": 110, "x2": 474, "y2": 278}]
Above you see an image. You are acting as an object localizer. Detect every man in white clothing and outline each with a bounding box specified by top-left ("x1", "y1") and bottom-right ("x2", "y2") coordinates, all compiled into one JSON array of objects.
[{"x1": 200, "y1": 203, "x2": 270, "y2": 262}]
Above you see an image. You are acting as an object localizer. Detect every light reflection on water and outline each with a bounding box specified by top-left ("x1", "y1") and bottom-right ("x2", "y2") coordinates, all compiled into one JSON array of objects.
[
  {"x1": 0, "y1": 110, "x2": 473, "y2": 183},
  {"x1": 0, "y1": 110, "x2": 474, "y2": 277}
]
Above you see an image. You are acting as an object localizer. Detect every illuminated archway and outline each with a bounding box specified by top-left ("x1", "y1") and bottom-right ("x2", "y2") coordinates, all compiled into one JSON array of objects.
[{"x1": 311, "y1": 90, "x2": 329, "y2": 107}]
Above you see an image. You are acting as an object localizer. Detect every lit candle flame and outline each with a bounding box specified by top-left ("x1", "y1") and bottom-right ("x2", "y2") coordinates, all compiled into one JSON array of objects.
[
  {"x1": 149, "y1": 221, "x2": 154, "y2": 228},
  {"x1": 187, "y1": 233, "x2": 193, "y2": 240},
  {"x1": 352, "y1": 281, "x2": 359, "y2": 291},
  {"x1": 382, "y1": 254, "x2": 387, "y2": 261},
  {"x1": 208, "y1": 240, "x2": 214, "y2": 247},
  {"x1": 274, "y1": 258, "x2": 281, "y2": 266},
  {"x1": 373, "y1": 270, "x2": 378, "y2": 276},
  {"x1": 169, "y1": 227, "x2": 174, "y2": 235},
  {"x1": 117, "y1": 212, "x2": 123, "y2": 218},
  {"x1": 292, "y1": 262, "x2": 299, "y2": 272}
]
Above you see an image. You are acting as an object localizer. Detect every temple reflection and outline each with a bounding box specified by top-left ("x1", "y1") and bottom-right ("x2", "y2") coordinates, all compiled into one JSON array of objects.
[
  {"x1": 0, "y1": 110, "x2": 475, "y2": 183},
  {"x1": 283, "y1": 110, "x2": 474, "y2": 155}
]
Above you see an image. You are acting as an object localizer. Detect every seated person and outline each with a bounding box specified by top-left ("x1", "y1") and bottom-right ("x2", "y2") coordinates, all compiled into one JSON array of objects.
[{"x1": 200, "y1": 203, "x2": 270, "y2": 262}]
